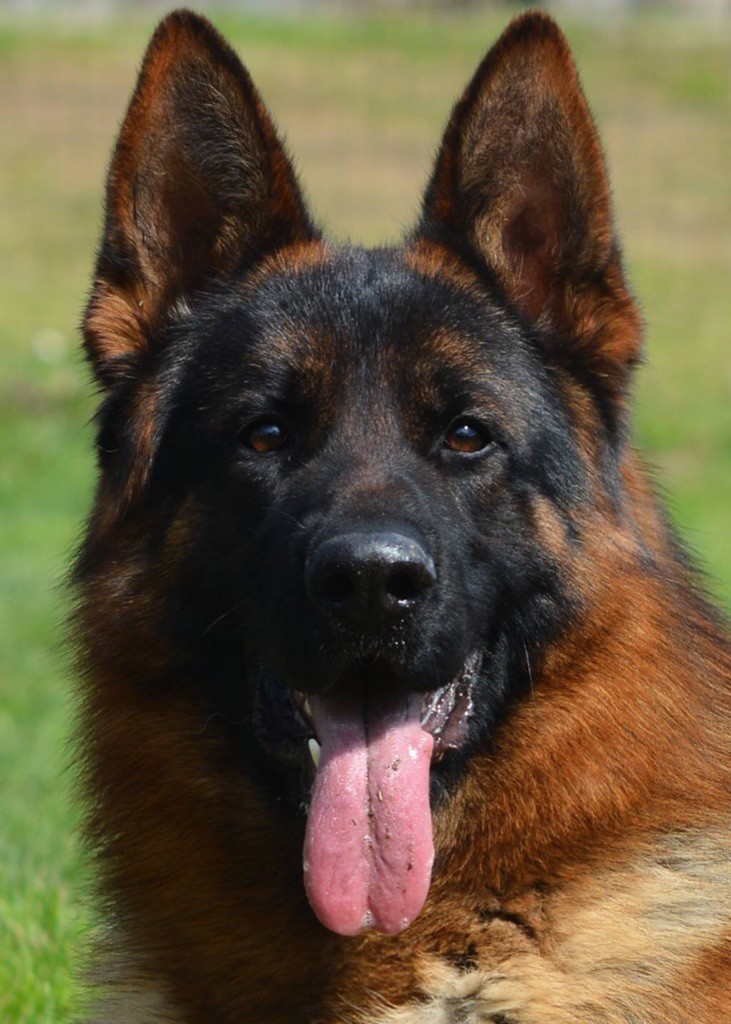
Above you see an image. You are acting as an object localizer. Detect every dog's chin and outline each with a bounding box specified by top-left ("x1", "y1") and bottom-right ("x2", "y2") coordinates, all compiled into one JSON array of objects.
[{"x1": 250, "y1": 650, "x2": 482, "y2": 803}]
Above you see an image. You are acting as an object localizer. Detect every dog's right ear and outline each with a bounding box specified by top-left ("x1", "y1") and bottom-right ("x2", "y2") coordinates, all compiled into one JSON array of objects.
[{"x1": 83, "y1": 10, "x2": 317, "y2": 388}]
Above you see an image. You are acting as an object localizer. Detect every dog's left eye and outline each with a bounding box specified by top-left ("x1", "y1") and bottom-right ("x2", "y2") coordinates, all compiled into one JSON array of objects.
[
  {"x1": 444, "y1": 418, "x2": 492, "y2": 455},
  {"x1": 242, "y1": 419, "x2": 291, "y2": 454}
]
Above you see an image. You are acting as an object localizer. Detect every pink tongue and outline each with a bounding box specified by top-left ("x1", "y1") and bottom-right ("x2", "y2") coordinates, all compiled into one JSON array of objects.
[{"x1": 303, "y1": 692, "x2": 434, "y2": 936}]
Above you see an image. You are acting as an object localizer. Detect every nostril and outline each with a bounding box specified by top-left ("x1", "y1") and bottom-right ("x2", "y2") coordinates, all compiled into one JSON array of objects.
[
  {"x1": 318, "y1": 571, "x2": 355, "y2": 605},
  {"x1": 307, "y1": 531, "x2": 436, "y2": 622},
  {"x1": 386, "y1": 570, "x2": 421, "y2": 603}
]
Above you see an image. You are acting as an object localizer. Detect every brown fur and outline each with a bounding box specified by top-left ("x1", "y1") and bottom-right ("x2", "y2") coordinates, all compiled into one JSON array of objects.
[{"x1": 75, "y1": 9, "x2": 730, "y2": 1023}]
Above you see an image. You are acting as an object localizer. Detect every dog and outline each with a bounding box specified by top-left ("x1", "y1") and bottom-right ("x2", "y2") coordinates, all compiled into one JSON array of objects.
[{"x1": 74, "y1": 8, "x2": 731, "y2": 1022}]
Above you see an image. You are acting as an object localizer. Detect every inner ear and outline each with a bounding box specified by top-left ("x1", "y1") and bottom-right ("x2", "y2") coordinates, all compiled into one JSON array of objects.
[{"x1": 501, "y1": 176, "x2": 564, "y2": 322}]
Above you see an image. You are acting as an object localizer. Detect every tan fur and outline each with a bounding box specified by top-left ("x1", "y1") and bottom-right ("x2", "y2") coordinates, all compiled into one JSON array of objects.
[{"x1": 353, "y1": 830, "x2": 731, "y2": 1024}]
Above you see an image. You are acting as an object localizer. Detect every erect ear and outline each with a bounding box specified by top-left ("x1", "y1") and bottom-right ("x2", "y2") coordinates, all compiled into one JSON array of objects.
[
  {"x1": 84, "y1": 9, "x2": 317, "y2": 388},
  {"x1": 418, "y1": 12, "x2": 642, "y2": 399}
]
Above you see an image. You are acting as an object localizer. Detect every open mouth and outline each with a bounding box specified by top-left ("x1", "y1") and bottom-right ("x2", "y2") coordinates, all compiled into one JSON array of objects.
[{"x1": 251, "y1": 652, "x2": 481, "y2": 936}]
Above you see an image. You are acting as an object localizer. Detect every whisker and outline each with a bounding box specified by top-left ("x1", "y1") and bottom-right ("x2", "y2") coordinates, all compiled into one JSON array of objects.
[
  {"x1": 265, "y1": 507, "x2": 308, "y2": 531},
  {"x1": 202, "y1": 601, "x2": 243, "y2": 637},
  {"x1": 522, "y1": 639, "x2": 534, "y2": 696},
  {"x1": 194, "y1": 712, "x2": 249, "y2": 736}
]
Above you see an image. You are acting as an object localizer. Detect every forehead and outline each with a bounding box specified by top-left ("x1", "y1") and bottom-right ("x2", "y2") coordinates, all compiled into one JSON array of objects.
[{"x1": 192, "y1": 247, "x2": 534, "y2": 402}]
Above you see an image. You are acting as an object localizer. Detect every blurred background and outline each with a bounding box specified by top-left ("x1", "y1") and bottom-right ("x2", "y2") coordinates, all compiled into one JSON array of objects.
[{"x1": 0, "y1": 1, "x2": 729, "y2": 1020}]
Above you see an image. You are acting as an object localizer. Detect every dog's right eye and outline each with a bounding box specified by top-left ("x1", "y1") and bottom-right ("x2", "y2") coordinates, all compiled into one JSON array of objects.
[
  {"x1": 241, "y1": 420, "x2": 291, "y2": 454},
  {"x1": 444, "y1": 418, "x2": 493, "y2": 456}
]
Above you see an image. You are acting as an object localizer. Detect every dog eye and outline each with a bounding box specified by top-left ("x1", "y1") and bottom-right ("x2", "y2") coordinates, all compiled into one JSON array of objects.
[
  {"x1": 444, "y1": 418, "x2": 492, "y2": 455},
  {"x1": 242, "y1": 419, "x2": 290, "y2": 454}
]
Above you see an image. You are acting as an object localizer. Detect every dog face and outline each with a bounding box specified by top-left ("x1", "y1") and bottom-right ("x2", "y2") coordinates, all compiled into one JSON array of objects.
[
  {"x1": 80, "y1": 11, "x2": 641, "y2": 937},
  {"x1": 161, "y1": 248, "x2": 584, "y2": 723}
]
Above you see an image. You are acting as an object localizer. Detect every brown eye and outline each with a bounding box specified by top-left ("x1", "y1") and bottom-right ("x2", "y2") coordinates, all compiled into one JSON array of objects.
[
  {"x1": 445, "y1": 418, "x2": 492, "y2": 455},
  {"x1": 243, "y1": 420, "x2": 290, "y2": 454}
]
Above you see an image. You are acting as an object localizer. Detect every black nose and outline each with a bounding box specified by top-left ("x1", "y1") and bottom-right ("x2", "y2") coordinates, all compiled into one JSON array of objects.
[{"x1": 306, "y1": 531, "x2": 436, "y2": 625}]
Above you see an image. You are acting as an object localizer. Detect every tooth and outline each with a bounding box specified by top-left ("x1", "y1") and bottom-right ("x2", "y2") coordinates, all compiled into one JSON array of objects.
[
  {"x1": 304, "y1": 698, "x2": 312, "y2": 718},
  {"x1": 308, "y1": 738, "x2": 321, "y2": 768}
]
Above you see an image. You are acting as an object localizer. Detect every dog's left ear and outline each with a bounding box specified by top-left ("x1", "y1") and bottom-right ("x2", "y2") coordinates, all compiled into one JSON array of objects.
[{"x1": 417, "y1": 12, "x2": 642, "y2": 398}]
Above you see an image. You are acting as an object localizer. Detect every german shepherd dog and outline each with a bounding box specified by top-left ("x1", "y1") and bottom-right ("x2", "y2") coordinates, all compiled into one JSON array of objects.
[{"x1": 75, "y1": 8, "x2": 730, "y2": 1022}]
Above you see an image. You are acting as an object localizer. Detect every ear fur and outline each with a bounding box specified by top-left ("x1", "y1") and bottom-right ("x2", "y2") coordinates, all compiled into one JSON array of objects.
[
  {"x1": 83, "y1": 9, "x2": 317, "y2": 388},
  {"x1": 418, "y1": 11, "x2": 642, "y2": 400}
]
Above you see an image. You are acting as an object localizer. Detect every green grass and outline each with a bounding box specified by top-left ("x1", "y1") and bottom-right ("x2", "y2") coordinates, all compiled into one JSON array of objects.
[{"x1": 0, "y1": 8, "x2": 728, "y2": 1020}]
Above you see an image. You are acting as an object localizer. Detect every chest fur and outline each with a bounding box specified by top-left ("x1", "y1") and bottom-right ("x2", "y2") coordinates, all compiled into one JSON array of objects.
[{"x1": 344, "y1": 830, "x2": 731, "y2": 1024}]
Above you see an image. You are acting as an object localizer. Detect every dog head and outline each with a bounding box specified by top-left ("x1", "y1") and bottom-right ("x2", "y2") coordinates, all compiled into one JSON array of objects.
[{"x1": 80, "y1": 10, "x2": 641, "y2": 936}]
